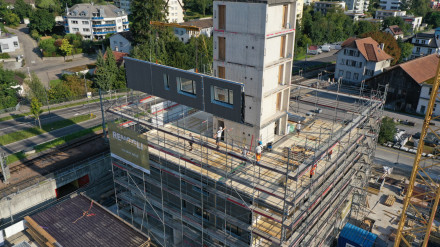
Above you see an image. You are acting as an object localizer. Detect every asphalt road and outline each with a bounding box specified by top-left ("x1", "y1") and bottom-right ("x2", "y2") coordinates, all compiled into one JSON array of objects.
[{"x1": 293, "y1": 50, "x2": 338, "y2": 71}]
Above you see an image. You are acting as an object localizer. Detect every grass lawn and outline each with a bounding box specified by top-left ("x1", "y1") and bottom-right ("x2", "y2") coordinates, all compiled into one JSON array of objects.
[
  {"x1": 0, "y1": 114, "x2": 96, "y2": 146},
  {"x1": 6, "y1": 125, "x2": 103, "y2": 165},
  {"x1": 49, "y1": 79, "x2": 63, "y2": 88}
]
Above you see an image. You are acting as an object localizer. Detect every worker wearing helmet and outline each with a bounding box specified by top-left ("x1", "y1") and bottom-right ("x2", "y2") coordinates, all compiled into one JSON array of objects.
[
  {"x1": 310, "y1": 165, "x2": 316, "y2": 178},
  {"x1": 215, "y1": 126, "x2": 225, "y2": 148},
  {"x1": 296, "y1": 121, "x2": 302, "y2": 136},
  {"x1": 256, "y1": 141, "x2": 263, "y2": 162}
]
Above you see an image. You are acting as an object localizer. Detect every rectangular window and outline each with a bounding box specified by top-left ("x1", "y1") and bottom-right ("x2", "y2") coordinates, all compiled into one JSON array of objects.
[
  {"x1": 339, "y1": 70, "x2": 344, "y2": 77},
  {"x1": 428, "y1": 48, "x2": 433, "y2": 54},
  {"x1": 282, "y1": 4, "x2": 288, "y2": 28},
  {"x1": 182, "y1": 200, "x2": 186, "y2": 209},
  {"x1": 349, "y1": 50, "x2": 354, "y2": 56},
  {"x1": 416, "y1": 47, "x2": 421, "y2": 53},
  {"x1": 340, "y1": 59, "x2": 345, "y2": 65},
  {"x1": 82, "y1": 21, "x2": 89, "y2": 24},
  {"x1": 72, "y1": 20, "x2": 78, "y2": 24},
  {"x1": 218, "y1": 5, "x2": 226, "y2": 30},
  {"x1": 83, "y1": 28, "x2": 90, "y2": 32},
  {"x1": 178, "y1": 77, "x2": 196, "y2": 95},
  {"x1": 2, "y1": 44, "x2": 9, "y2": 50},
  {"x1": 226, "y1": 223, "x2": 242, "y2": 237},
  {"x1": 218, "y1": 66, "x2": 225, "y2": 79},
  {"x1": 358, "y1": 62, "x2": 363, "y2": 68},
  {"x1": 213, "y1": 86, "x2": 233, "y2": 105},
  {"x1": 354, "y1": 73, "x2": 359, "y2": 80},
  {"x1": 13, "y1": 41, "x2": 18, "y2": 47},
  {"x1": 280, "y1": 35, "x2": 286, "y2": 58},
  {"x1": 218, "y1": 37, "x2": 225, "y2": 61},
  {"x1": 278, "y1": 64, "x2": 284, "y2": 85},
  {"x1": 351, "y1": 60, "x2": 356, "y2": 67},
  {"x1": 119, "y1": 42, "x2": 123, "y2": 47},
  {"x1": 276, "y1": 92, "x2": 281, "y2": 111},
  {"x1": 163, "y1": 74, "x2": 170, "y2": 90},
  {"x1": 73, "y1": 28, "x2": 79, "y2": 32},
  {"x1": 346, "y1": 71, "x2": 351, "y2": 79}
]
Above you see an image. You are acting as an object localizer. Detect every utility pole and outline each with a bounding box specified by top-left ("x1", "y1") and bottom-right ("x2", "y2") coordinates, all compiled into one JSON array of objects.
[
  {"x1": 99, "y1": 89, "x2": 107, "y2": 142},
  {"x1": 0, "y1": 151, "x2": 10, "y2": 184}
]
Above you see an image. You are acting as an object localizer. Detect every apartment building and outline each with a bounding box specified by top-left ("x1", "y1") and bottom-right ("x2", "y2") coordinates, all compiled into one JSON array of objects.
[
  {"x1": 314, "y1": 1, "x2": 346, "y2": 14},
  {"x1": 114, "y1": 0, "x2": 184, "y2": 23},
  {"x1": 379, "y1": 0, "x2": 402, "y2": 10},
  {"x1": 64, "y1": 3, "x2": 129, "y2": 40},
  {"x1": 375, "y1": 9, "x2": 406, "y2": 19},
  {"x1": 408, "y1": 28, "x2": 440, "y2": 59},
  {"x1": 335, "y1": 37, "x2": 393, "y2": 84},
  {"x1": 344, "y1": 0, "x2": 369, "y2": 14}
]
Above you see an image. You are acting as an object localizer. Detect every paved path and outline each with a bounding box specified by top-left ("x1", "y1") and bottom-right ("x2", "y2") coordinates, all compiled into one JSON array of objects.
[{"x1": 6, "y1": 25, "x2": 41, "y2": 67}]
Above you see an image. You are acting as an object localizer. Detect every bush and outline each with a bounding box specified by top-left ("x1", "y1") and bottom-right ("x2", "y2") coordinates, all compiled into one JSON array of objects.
[
  {"x1": 378, "y1": 117, "x2": 397, "y2": 144},
  {"x1": 0, "y1": 53, "x2": 11, "y2": 59},
  {"x1": 31, "y1": 29, "x2": 40, "y2": 40}
]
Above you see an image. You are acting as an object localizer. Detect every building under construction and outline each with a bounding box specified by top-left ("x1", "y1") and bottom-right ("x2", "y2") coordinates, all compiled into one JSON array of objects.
[{"x1": 106, "y1": 0, "x2": 387, "y2": 246}]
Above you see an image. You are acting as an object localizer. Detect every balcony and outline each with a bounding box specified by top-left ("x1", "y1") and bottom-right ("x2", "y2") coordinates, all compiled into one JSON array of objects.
[
  {"x1": 93, "y1": 31, "x2": 117, "y2": 35},
  {"x1": 92, "y1": 24, "x2": 116, "y2": 27},
  {"x1": 91, "y1": 16, "x2": 104, "y2": 20},
  {"x1": 124, "y1": 28, "x2": 130, "y2": 31},
  {"x1": 123, "y1": 21, "x2": 129, "y2": 24}
]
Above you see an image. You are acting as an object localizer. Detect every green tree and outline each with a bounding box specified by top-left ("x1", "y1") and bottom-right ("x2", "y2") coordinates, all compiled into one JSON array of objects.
[
  {"x1": 0, "y1": 67, "x2": 19, "y2": 110},
  {"x1": 409, "y1": 0, "x2": 431, "y2": 18},
  {"x1": 14, "y1": 0, "x2": 32, "y2": 19},
  {"x1": 35, "y1": 0, "x2": 60, "y2": 13},
  {"x1": 30, "y1": 97, "x2": 43, "y2": 129},
  {"x1": 354, "y1": 21, "x2": 379, "y2": 35},
  {"x1": 378, "y1": 117, "x2": 396, "y2": 144},
  {"x1": 383, "y1": 17, "x2": 412, "y2": 35},
  {"x1": 26, "y1": 73, "x2": 47, "y2": 104},
  {"x1": 426, "y1": 11, "x2": 440, "y2": 27},
  {"x1": 48, "y1": 82, "x2": 73, "y2": 100},
  {"x1": 360, "y1": 31, "x2": 401, "y2": 65},
  {"x1": 3, "y1": 10, "x2": 20, "y2": 26},
  {"x1": 130, "y1": 0, "x2": 168, "y2": 43},
  {"x1": 29, "y1": 9, "x2": 55, "y2": 35},
  {"x1": 397, "y1": 38, "x2": 413, "y2": 62},
  {"x1": 59, "y1": 38, "x2": 73, "y2": 56},
  {"x1": 38, "y1": 38, "x2": 57, "y2": 56}
]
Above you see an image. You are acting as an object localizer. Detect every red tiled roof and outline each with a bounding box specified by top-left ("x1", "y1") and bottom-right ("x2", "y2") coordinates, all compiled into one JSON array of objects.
[
  {"x1": 341, "y1": 37, "x2": 393, "y2": 62},
  {"x1": 388, "y1": 25, "x2": 403, "y2": 35},
  {"x1": 104, "y1": 51, "x2": 128, "y2": 66},
  {"x1": 397, "y1": 54, "x2": 439, "y2": 84}
]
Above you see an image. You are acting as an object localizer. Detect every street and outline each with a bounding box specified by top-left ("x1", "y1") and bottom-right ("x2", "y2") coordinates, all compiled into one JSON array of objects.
[{"x1": 5, "y1": 25, "x2": 97, "y2": 85}]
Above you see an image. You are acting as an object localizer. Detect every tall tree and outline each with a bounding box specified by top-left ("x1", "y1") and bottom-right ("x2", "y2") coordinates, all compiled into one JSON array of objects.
[
  {"x1": 397, "y1": 38, "x2": 414, "y2": 62},
  {"x1": 130, "y1": 0, "x2": 168, "y2": 43},
  {"x1": 378, "y1": 117, "x2": 396, "y2": 144},
  {"x1": 30, "y1": 98, "x2": 43, "y2": 129},
  {"x1": 3, "y1": 10, "x2": 20, "y2": 26},
  {"x1": 59, "y1": 38, "x2": 73, "y2": 56},
  {"x1": 26, "y1": 73, "x2": 47, "y2": 104},
  {"x1": 409, "y1": 0, "x2": 431, "y2": 18},
  {"x1": 0, "y1": 67, "x2": 19, "y2": 110},
  {"x1": 360, "y1": 31, "x2": 401, "y2": 65},
  {"x1": 29, "y1": 9, "x2": 55, "y2": 35},
  {"x1": 354, "y1": 21, "x2": 379, "y2": 35},
  {"x1": 426, "y1": 11, "x2": 440, "y2": 28},
  {"x1": 14, "y1": 0, "x2": 32, "y2": 19}
]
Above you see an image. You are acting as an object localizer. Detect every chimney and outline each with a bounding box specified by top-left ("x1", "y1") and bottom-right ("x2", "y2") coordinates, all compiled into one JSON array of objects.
[{"x1": 379, "y1": 43, "x2": 385, "y2": 50}]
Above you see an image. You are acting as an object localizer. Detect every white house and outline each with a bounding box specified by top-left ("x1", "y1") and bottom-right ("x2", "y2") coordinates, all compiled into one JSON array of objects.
[
  {"x1": 314, "y1": 1, "x2": 346, "y2": 14},
  {"x1": 109, "y1": 31, "x2": 133, "y2": 53},
  {"x1": 402, "y1": 16, "x2": 423, "y2": 32},
  {"x1": 415, "y1": 55, "x2": 440, "y2": 114},
  {"x1": 344, "y1": 0, "x2": 369, "y2": 13},
  {"x1": 114, "y1": 0, "x2": 184, "y2": 23},
  {"x1": 0, "y1": 30, "x2": 19, "y2": 53},
  {"x1": 335, "y1": 37, "x2": 393, "y2": 84},
  {"x1": 379, "y1": 0, "x2": 402, "y2": 10},
  {"x1": 375, "y1": 9, "x2": 406, "y2": 19},
  {"x1": 385, "y1": 25, "x2": 404, "y2": 39},
  {"x1": 64, "y1": 3, "x2": 129, "y2": 40},
  {"x1": 173, "y1": 18, "x2": 213, "y2": 43},
  {"x1": 408, "y1": 28, "x2": 440, "y2": 59}
]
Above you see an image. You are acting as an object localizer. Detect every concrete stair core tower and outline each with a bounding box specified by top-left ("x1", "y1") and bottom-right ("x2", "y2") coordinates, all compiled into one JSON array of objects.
[{"x1": 212, "y1": 0, "x2": 297, "y2": 147}]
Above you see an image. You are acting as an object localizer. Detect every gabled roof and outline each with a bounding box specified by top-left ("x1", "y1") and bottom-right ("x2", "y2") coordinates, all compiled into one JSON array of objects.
[
  {"x1": 396, "y1": 54, "x2": 439, "y2": 84},
  {"x1": 114, "y1": 31, "x2": 134, "y2": 43},
  {"x1": 67, "y1": 4, "x2": 125, "y2": 18},
  {"x1": 341, "y1": 37, "x2": 393, "y2": 62},
  {"x1": 387, "y1": 25, "x2": 403, "y2": 35},
  {"x1": 180, "y1": 18, "x2": 213, "y2": 29}
]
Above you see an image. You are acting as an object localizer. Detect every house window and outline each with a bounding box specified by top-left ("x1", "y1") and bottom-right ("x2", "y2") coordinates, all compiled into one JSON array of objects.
[
  {"x1": 358, "y1": 62, "x2": 363, "y2": 68},
  {"x1": 13, "y1": 41, "x2": 18, "y2": 47},
  {"x1": 340, "y1": 59, "x2": 345, "y2": 65},
  {"x1": 339, "y1": 70, "x2": 344, "y2": 77},
  {"x1": 2, "y1": 44, "x2": 9, "y2": 50},
  {"x1": 194, "y1": 206, "x2": 210, "y2": 221},
  {"x1": 182, "y1": 200, "x2": 186, "y2": 209},
  {"x1": 218, "y1": 37, "x2": 225, "y2": 61},
  {"x1": 429, "y1": 88, "x2": 433, "y2": 95},
  {"x1": 83, "y1": 28, "x2": 90, "y2": 32},
  {"x1": 72, "y1": 20, "x2": 78, "y2": 24},
  {"x1": 73, "y1": 28, "x2": 79, "y2": 32},
  {"x1": 213, "y1": 86, "x2": 233, "y2": 105},
  {"x1": 365, "y1": 69, "x2": 374, "y2": 76},
  {"x1": 163, "y1": 74, "x2": 170, "y2": 90},
  {"x1": 82, "y1": 21, "x2": 89, "y2": 24},
  {"x1": 416, "y1": 47, "x2": 421, "y2": 53},
  {"x1": 346, "y1": 71, "x2": 351, "y2": 79},
  {"x1": 428, "y1": 48, "x2": 433, "y2": 54},
  {"x1": 354, "y1": 73, "x2": 359, "y2": 80},
  {"x1": 226, "y1": 223, "x2": 242, "y2": 237},
  {"x1": 119, "y1": 42, "x2": 123, "y2": 47},
  {"x1": 178, "y1": 77, "x2": 196, "y2": 95},
  {"x1": 218, "y1": 5, "x2": 226, "y2": 29}
]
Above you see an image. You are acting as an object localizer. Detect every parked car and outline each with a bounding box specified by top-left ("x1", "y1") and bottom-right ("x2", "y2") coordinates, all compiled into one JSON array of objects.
[
  {"x1": 320, "y1": 44, "x2": 331, "y2": 52},
  {"x1": 307, "y1": 45, "x2": 322, "y2": 55}
]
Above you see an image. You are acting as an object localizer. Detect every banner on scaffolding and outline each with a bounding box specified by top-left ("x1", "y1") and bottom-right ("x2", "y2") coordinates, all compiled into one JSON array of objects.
[{"x1": 108, "y1": 122, "x2": 150, "y2": 174}]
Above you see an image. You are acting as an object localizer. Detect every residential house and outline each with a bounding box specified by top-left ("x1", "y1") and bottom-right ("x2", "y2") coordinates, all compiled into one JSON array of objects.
[
  {"x1": 379, "y1": 0, "x2": 402, "y2": 10},
  {"x1": 335, "y1": 37, "x2": 393, "y2": 84},
  {"x1": 375, "y1": 10, "x2": 406, "y2": 19},
  {"x1": 402, "y1": 16, "x2": 423, "y2": 32},
  {"x1": 367, "y1": 54, "x2": 439, "y2": 112},
  {"x1": 110, "y1": 31, "x2": 133, "y2": 54},
  {"x1": 114, "y1": 0, "x2": 184, "y2": 22},
  {"x1": 0, "y1": 30, "x2": 19, "y2": 53},
  {"x1": 64, "y1": 3, "x2": 129, "y2": 40},
  {"x1": 344, "y1": 0, "x2": 369, "y2": 13},
  {"x1": 385, "y1": 25, "x2": 404, "y2": 39},
  {"x1": 173, "y1": 18, "x2": 213, "y2": 43},
  {"x1": 344, "y1": 11, "x2": 366, "y2": 21},
  {"x1": 314, "y1": 1, "x2": 346, "y2": 14},
  {"x1": 408, "y1": 28, "x2": 440, "y2": 59}
]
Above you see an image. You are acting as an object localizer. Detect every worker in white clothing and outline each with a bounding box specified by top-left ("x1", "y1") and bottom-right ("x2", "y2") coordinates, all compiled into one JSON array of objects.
[
  {"x1": 256, "y1": 141, "x2": 263, "y2": 162},
  {"x1": 296, "y1": 121, "x2": 302, "y2": 136},
  {"x1": 215, "y1": 126, "x2": 225, "y2": 148}
]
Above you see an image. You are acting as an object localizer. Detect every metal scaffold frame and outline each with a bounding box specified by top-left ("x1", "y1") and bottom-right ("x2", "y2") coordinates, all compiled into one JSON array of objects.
[{"x1": 106, "y1": 83, "x2": 386, "y2": 247}]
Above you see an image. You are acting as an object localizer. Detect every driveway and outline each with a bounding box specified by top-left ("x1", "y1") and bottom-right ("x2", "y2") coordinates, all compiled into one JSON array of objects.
[{"x1": 6, "y1": 25, "x2": 42, "y2": 67}]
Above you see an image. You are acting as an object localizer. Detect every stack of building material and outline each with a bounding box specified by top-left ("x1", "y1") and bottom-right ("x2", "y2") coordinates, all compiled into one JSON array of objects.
[
  {"x1": 384, "y1": 194, "x2": 396, "y2": 206},
  {"x1": 24, "y1": 216, "x2": 59, "y2": 247}
]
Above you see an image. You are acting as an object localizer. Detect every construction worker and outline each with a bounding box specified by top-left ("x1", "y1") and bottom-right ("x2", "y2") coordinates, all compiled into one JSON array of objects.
[
  {"x1": 296, "y1": 121, "x2": 302, "y2": 136},
  {"x1": 215, "y1": 126, "x2": 225, "y2": 148},
  {"x1": 188, "y1": 133, "x2": 194, "y2": 151},
  {"x1": 328, "y1": 149, "x2": 333, "y2": 160},
  {"x1": 256, "y1": 141, "x2": 263, "y2": 162},
  {"x1": 310, "y1": 165, "x2": 316, "y2": 179}
]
